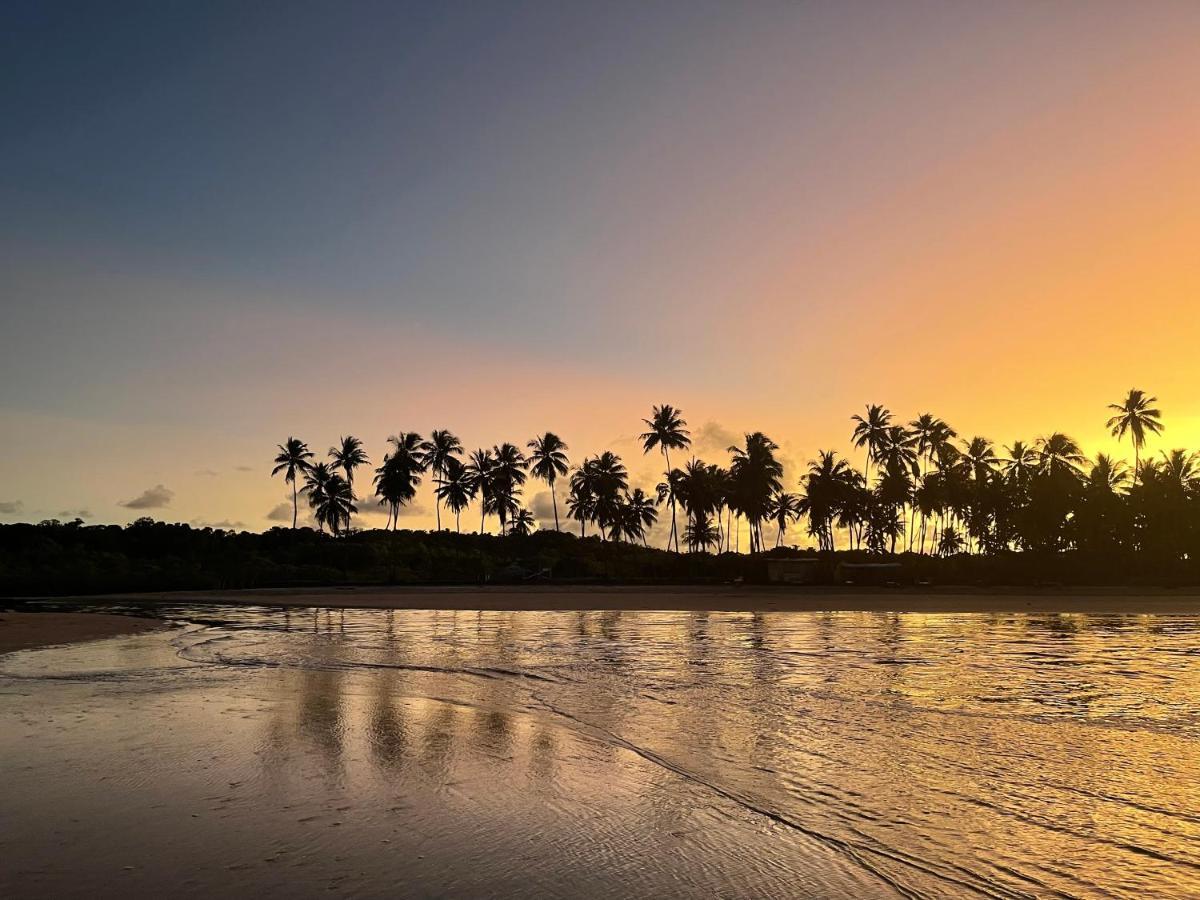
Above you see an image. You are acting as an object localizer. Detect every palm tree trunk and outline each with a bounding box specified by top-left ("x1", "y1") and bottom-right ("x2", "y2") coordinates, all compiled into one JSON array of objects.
[
  {"x1": 663, "y1": 447, "x2": 679, "y2": 552},
  {"x1": 292, "y1": 480, "x2": 298, "y2": 529},
  {"x1": 551, "y1": 483, "x2": 560, "y2": 532}
]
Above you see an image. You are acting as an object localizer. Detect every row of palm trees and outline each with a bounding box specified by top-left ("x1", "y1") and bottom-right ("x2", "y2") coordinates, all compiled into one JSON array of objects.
[{"x1": 272, "y1": 389, "x2": 1194, "y2": 557}]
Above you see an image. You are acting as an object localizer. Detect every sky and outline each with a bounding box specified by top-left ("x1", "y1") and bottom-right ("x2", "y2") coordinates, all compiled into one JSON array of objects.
[{"x1": 2, "y1": 0, "x2": 1199, "y2": 538}]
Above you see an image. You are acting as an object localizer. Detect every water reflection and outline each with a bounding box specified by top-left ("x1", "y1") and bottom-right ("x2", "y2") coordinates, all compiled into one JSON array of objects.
[{"x1": 3, "y1": 608, "x2": 1200, "y2": 898}]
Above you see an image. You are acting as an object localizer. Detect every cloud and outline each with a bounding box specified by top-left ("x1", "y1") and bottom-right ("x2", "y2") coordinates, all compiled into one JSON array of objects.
[
  {"x1": 529, "y1": 490, "x2": 558, "y2": 524},
  {"x1": 55, "y1": 508, "x2": 92, "y2": 519},
  {"x1": 355, "y1": 498, "x2": 389, "y2": 517},
  {"x1": 119, "y1": 484, "x2": 174, "y2": 509},
  {"x1": 191, "y1": 518, "x2": 245, "y2": 530},
  {"x1": 235, "y1": 465, "x2": 254, "y2": 472},
  {"x1": 266, "y1": 502, "x2": 294, "y2": 522},
  {"x1": 692, "y1": 421, "x2": 740, "y2": 458},
  {"x1": 0, "y1": 500, "x2": 24, "y2": 514},
  {"x1": 196, "y1": 468, "x2": 219, "y2": 477},
  {"x1": 395, "y1": 502, "x2": 428, "y2": 518}
]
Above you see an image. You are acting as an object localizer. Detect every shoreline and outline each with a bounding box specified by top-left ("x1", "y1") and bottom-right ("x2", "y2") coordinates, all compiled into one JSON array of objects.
[
  {"x1": 22, "y1": 584, "x2": 1200, "y2": 615},
  {"x1": 0, "y1": 612, "x2": 166, "y2": 655}
]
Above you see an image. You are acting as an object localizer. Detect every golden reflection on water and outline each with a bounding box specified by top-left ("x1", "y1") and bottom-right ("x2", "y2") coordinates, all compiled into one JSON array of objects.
[{"x1": 3, "y1": 608, "x2": 1200, "y2": 898}]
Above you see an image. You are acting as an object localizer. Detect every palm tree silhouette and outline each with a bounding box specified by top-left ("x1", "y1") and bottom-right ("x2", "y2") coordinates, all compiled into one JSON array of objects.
[
  {"x1": 1107, "y1": 389, "x2": 1164, "y2": 485},
  {"x1": 851, "y1": 405, "x2": 892, "y2": 487},
  {"x1": 527, "y1": 432, "x2": 569, "y2": 532},
  {"x1": 566, "y1": 476, "x2": 596, "y2": 538},
  {"x1": 489, "y1": 443, "x2": 528, "y2": 535},
  {"x1": 318, "y1": 474, "x2": 356, "y2": 536},
  {"x1": 465, "y1": 448, "x2": 495, "y2": 534},
  {"x1": 434, "y1": 457, "x2": 476, "y2": 533},
  {"x1": 511, "y1": 508, "x2": 536, "y2": 536},
  {"x1": 640, "y1": 405, "x2": 691, "y2": 552},
  {"x1": 420, "y1": 430, "x2": 463, "y2": 531},
  {"x1": 727, "y1": 432, "x2": 783, "y2": 553},
  {"x1": 623, "y1": 488, "x2": 658, "y2": 546},
  {"x1": 302, "y1": 462, "x2": 335, "y2": 533},
  {"x1": 766, "y1": 492, "x2": 801, "y2": 547},
  {"x1": 1035, "y1": 432, "x2": 1086, "y2": 479},
  {"x1": 272, "y1": 437, "x2": 314, "y2": 529},
  {"x1": 329, "y1": 436, "x2": 369, "y2": 529},
  {"x1": 374, "y1": 432, "x2": 426, "y2": 529},
  {"x1": 572, "y1": 452, "x2": 628, "y2": 539}
]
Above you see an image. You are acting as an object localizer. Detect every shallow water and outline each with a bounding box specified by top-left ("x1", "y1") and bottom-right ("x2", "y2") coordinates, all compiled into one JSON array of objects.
[{"x1": 3, "y1": 607, "x2": 1200, "y2": 898}]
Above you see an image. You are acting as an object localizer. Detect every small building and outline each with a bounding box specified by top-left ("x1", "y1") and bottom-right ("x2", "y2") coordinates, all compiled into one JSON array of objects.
[
  {"x1": 765, "y1": 558, "x2": 824, "y2": 584},
  {"x1": 835, "y1": 562, "x2": 906, "y2": 586}
]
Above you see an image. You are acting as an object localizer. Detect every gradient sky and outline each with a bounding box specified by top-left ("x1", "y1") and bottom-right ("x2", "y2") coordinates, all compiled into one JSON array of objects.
[{"x1": 3, "y1": 1, "x2": 1199, "y2": 537}]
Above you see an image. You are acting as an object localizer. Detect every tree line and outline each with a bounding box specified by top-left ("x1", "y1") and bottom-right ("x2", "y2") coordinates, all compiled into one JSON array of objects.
[{"x1": 273, "y1": 389, "x2": 1199, "y2": 560}]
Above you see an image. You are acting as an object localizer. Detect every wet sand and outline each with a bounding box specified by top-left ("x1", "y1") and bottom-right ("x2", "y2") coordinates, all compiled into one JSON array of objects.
[
  {"x1": 0, "y1": 611, "x2": 164, "y2": 654},
  {"x1": 47, "y1": 584, "x2": 1200, "y2": 614}
]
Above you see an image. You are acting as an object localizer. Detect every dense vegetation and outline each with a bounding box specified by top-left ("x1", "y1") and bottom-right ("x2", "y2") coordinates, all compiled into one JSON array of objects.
[{"x1": 3, "y1": 518, "x2": 1200, "y2": 598}]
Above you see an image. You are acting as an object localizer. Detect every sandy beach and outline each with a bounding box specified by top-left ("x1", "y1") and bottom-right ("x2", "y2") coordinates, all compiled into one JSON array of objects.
[
  {"x1": 39, "y1": 584, "x2": 1200, "y2": 615},
  {"x1": 0, "y1": 611, "x2": 165, "y2": 655}
]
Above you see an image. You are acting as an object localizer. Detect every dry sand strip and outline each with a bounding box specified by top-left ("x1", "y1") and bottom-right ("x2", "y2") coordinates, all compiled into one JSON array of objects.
[
  {"x1": 45, "y1": 584, "x2": 1200, "y2": 615},
  {"x1": 0, "y1": 612, "x2": 165, "y2": 655}
]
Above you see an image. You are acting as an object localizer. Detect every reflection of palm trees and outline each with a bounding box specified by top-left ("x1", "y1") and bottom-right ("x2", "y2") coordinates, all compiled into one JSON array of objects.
[
  {"x1": 640, "y1": 405, "x2": 691, "y2": 552},
  {"x1": 528, "y1": 432, "x2": 569, "y2": 532},
  {"x1": 1107, "y1": 389, "x2": 1163, "y2": 485},
  {"x1": 272, "y1": 437, "x2": 314, "y2": 529}
]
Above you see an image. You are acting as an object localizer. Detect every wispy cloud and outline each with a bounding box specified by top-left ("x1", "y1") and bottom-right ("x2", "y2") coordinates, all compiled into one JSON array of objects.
[
  {"x1": 235, "y1": 465, "x2": 254, "y2": 472},
  {"x1": 266, "y1": 502, "x2": 293, "y2": 522},
  {"x1": 55, "y1": 508, "x2": 92, "y2": 519},
  {"x1": 0, "y1": 500, "x2": 23, "y2": 514},
  {"x1": 120, "y1": 484, "x2": 174, "y2": 510}
]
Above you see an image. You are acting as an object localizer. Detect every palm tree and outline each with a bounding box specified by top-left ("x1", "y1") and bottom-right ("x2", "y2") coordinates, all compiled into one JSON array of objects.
[
  {"x1": 1107, "y1": 389, "x2": 1164, "y2": 484},
  {"x1": 573, "y1": 451, "x2": 628, "y2": 539},
  {"x1": 272, "y1": 437, "x2": 314, "y2": 529},
  {"x1": 489, "y1": 443, "x2": 528, "y2": 535},
  {"x1": 434, "y1": 457, "x2": 476, "y2": 532},
  {"x1": 640, "y1": 404, "x2": 691, "y2": 552},
  {"x1": 420, "y1": 430, "x2": 463, "y2": 531},
  {"x1": 566, "y1": 476, "x2": 596, "y2": 538},
  {"x1": 527, "y1": 432, "x2": 569, "y2": 531},
  {"x1": 302, "y1": 462, "x2": 335, "y2": 532},
  {"x1": 623, "y1": 488, "x2": 658, "y2": 546},
  {"x1": 1088, "y1": 453, "x2": 1131, "y2": 493},
  {"x1": 1035, "y1": 433, "x2": 1086, "y2": 480},
  {"x1": 511, "y1": 508, "x2": 536, "y2": 536},
  {"x1": 329, "y1": 436, "x2": 369, "y2": 529},
  {"x1": 465, "y1": 448, "x2": 495, "y2": 534},
  {"x1": 851, "y1": 405, "x2": 892, "y2": 487},
  {"x1": 374, "y1": 433, "x2": 426, "y2": 529},
  {"x1": 317, "y1": 474, "x2": 356, "y2": 536},
  {"x1": 727, "y1": 432, "x2": 783, "y2": 553},
  {"x1": 766, "y1": 492, "x2": 801, "y2": 547},
  {"x1": 800, "y1": 451, "x2": 858, "y2": 551},
  {"x1": 684, "y1": 514, "x2": 720, "y2": 553},
  {"x1": 372, "y1": 454, "x2": 419, "y2": 529}
]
